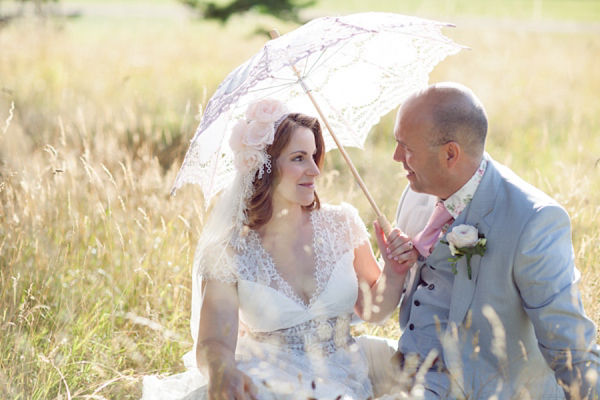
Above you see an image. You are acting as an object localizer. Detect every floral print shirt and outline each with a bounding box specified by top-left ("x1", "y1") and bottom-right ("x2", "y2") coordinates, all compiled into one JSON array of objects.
[{"x1": 442, "y1": 155, "x2": 488, "y2": 219}]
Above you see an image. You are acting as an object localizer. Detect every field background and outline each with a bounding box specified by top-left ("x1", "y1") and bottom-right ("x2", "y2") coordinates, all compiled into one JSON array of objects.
[{"x1": 1, "y1": 0, "x2": 599, "y2": 398}]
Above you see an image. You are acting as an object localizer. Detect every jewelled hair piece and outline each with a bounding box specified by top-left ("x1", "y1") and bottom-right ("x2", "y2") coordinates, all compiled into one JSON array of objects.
[
  {"x1": 227, "y1": 98, "x2": 289, "y2": 226},
  {"x1": 229, "y1": 99, "x2": 289, "y2": 178}
]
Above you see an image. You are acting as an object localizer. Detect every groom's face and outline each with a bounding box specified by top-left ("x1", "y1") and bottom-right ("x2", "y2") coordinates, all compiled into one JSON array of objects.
[{"x1": 393, "y1": 101, "x2": 448, "y2": 197}]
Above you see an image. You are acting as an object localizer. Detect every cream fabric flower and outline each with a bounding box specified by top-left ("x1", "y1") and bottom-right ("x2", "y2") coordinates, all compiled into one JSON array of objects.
[
  {"x1": 245, "y1": 98, "x2": 287, "y2": 123},
  {"x1": 229, "y1": 119, "x2": 247, "y2": 153},
  {"x1": 234, "y1": 147, "x2": 265, "y2": 173},
  {"x1": 242, "y1": 121, "x2": 275, "y2": 150},
  {"x1": 230, "y1": 98, "x2": 287, "y2": 173}
]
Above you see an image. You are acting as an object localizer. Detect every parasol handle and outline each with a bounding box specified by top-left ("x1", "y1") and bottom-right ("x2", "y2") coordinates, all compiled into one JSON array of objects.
[{"x1": 270, "y1": 29, "x2": 394, "y2": 238}]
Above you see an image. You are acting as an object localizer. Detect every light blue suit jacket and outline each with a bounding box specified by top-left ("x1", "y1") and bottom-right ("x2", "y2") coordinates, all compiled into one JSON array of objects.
[{"x1": 394, "y1": 157, "x2": 599, "y2": 399}]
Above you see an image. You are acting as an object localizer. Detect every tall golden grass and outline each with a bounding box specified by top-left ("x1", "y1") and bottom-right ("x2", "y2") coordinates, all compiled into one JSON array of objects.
[{"x1": 0, "y1": 5, "x2": 599, "y2": 399}]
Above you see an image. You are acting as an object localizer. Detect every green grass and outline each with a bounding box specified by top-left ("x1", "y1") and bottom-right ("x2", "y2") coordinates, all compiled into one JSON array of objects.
[{"x1": 1, "y1": 1, "x2": 599, "y2": 398}]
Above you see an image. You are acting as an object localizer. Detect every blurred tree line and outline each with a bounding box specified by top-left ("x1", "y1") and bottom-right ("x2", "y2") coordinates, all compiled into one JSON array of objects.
[
  {"x1": 0, "y1": 0, "x2": 315, "y2": 26},
  {"x1": 0, "y1": 0, "x2": 59, "y2": 23},
  {"x1": 180, "y1": 0, "x2": 316, "y2": 23}
]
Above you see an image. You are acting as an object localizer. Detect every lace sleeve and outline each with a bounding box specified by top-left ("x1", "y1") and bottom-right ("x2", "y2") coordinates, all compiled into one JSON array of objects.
[
  {"x1": 193, "y1": 240, "x2": 238, "y2": 284},
  {"x1": 340, "y1": 202, "x2": 370, "y2": 249}
]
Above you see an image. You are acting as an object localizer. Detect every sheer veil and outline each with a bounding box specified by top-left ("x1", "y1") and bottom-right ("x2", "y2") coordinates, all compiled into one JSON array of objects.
[{"x1": 187, "y1": 172, "x2": 251, "y2": 364}]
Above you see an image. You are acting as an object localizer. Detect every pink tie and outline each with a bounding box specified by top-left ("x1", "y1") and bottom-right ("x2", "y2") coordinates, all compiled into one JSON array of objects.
[{"x1": 413, "y1": 201, "x2": 454, "y2": 258}]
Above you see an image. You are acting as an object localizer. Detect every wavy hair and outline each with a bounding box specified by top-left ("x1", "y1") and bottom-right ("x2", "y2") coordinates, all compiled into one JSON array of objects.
[{"x1": 246, "y1": 113, "x2": 325, "y2": 230}]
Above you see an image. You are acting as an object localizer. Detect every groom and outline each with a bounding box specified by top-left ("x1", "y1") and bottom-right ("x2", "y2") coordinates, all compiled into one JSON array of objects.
[{"x1": 388, "y1": 82, "x2": 599, "y2": 399}]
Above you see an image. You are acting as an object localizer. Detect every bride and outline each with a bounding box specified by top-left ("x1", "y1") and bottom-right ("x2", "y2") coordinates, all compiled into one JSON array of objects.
[{"x1": 142, "y1": 99, "x2": 417, "y2": 399}]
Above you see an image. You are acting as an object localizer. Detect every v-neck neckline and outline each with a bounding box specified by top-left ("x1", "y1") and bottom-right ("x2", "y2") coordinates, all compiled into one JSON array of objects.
[{"x1": 250, "y1": 210, "x2": 321, "y2": 309}]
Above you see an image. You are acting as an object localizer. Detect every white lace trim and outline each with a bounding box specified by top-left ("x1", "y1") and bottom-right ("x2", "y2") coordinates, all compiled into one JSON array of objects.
[
  {"x1": 226, "y1": 203, "x2": 369, "y2": 309},
  {"x1": 245, "y1": 228, "x2": 309, "y2": 307}
]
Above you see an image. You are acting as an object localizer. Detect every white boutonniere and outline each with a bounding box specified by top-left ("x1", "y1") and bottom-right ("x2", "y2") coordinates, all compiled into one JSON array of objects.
[{"x1": 441, "y1": 224, "x2": 487, "y2": 280}]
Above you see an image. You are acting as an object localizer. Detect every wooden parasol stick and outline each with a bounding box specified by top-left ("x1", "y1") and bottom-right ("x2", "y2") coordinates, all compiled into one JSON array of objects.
[{"x1": 270, "y1": 29, "x2": 393, "y2": 237}]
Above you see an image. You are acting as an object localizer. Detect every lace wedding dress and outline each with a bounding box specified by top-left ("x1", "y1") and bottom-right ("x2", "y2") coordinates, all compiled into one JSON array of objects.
[{"x1": 142, "y1": 203, "x2": 395, "y2": 399}]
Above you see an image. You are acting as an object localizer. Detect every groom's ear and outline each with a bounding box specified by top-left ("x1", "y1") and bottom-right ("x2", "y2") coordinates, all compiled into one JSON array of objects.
[{"x1": 444, "y1": 141, "x2": 460, "y2": 169}]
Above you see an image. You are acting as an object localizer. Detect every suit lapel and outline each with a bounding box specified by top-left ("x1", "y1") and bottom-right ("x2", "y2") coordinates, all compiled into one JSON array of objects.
[
  {"x1": 397, "y1": 159, "x2": 503, "y2": 327},
  {"x1": 447, "y1": 158, "x2": 501, "y2": 326}
]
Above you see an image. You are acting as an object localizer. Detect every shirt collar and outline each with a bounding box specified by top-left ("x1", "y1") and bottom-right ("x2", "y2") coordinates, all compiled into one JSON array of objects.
[{"x1": 441, "y1": 155, "x2": 488, "y2": 219}]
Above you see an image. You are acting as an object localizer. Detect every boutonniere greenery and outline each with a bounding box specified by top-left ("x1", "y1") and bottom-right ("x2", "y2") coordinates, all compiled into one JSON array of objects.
[{"x1": 441, "y1": 224, "x2": 487, "y2": 280}]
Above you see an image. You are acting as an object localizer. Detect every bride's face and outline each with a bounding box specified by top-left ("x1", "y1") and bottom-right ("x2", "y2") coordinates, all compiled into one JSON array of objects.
[{"x1": 273, "y1": 127, "x2": 321, "y2": 209}]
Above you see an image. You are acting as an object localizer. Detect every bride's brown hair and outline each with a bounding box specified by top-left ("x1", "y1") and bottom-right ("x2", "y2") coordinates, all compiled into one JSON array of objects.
[{"x1": 246, "y1": 113, "x2": 325, "y2": 230}]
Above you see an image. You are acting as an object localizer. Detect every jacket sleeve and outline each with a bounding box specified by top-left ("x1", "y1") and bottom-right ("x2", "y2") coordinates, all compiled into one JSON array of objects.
[{"x1": 513, "y1": 203, "x2": 599, "y2": 399}]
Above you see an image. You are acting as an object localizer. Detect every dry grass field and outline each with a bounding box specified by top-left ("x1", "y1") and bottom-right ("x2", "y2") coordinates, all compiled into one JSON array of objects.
[{"x1": 1, "y1": 0, "x2": 599, "y2": 398}]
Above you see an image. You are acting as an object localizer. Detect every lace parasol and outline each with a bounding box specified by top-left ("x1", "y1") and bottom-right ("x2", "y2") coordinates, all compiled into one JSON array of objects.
[{"x1": 172, "y1": 12, "x2": 464, "y2": 211}]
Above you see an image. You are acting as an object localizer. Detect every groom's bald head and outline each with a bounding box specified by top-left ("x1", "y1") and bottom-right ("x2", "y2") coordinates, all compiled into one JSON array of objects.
[{"x1": 405, "y1": 82, "x2": 487, "y2": 159}]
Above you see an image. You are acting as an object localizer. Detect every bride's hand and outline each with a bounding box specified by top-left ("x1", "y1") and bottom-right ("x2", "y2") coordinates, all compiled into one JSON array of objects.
[
  {"x1": 208, "y1": 362, "x2": 258, "y2": 400},
  {"x1": 374, "y1": 221, "x2": 417, "y2": 275}
]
